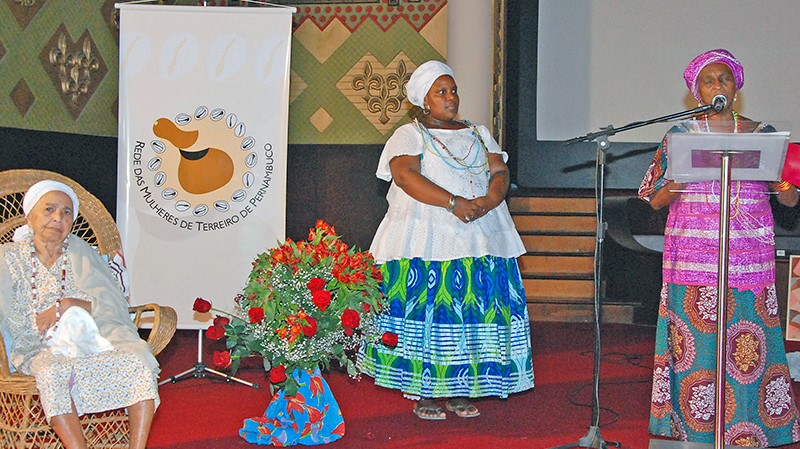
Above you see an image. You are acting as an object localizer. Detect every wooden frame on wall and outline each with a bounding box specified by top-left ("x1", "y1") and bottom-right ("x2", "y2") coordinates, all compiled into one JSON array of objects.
[
  {"x1": 491, "y1": 0, "x2": 505, "y2": 149},
  {"x1": 787, "y1": 255, "x2": 800, "y2": 341}
]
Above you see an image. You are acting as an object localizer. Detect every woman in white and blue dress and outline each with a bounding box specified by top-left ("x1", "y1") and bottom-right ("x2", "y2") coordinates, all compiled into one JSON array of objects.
[{"x1": 357, "y1": 60, "x2": 534, "y2": 420}]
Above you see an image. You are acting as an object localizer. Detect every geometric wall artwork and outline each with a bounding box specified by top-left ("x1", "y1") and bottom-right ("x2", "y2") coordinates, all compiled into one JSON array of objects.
[{"x1": 0, "y1": 0, "x2": 447, "y2": 144}]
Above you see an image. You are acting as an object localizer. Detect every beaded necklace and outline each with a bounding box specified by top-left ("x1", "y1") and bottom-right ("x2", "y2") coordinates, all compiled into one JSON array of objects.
[
  {"x1": 415, "y1": 119, "x2": 490, "y2": 175},
  {"x1": 692, "y1": 111, "x2": 773, "y2": 244},
  {"x1": 702, "y1": 111, "x2": 742, "y2": 218},
  {"x1": 30, "y1": 240, "x2": 68, "y2": 336},
  {"x1": 703, "y1": 110, "x2": 738, "y2": 133}
]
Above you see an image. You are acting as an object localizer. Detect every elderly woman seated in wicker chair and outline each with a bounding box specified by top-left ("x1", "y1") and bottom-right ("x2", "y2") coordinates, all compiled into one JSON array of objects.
[{"x1": 0, "y1": 180, "x2": 159, "y2": 449}]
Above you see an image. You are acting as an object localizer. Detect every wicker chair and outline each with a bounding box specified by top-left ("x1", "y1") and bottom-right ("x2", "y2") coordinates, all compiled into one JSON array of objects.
[{"x1": 0, "y1": 169, "x2": 178, "y2": 449}]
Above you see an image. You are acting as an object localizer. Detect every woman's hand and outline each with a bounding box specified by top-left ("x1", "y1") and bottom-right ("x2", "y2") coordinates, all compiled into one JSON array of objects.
[
  {"x1": 470, "y1": 191, "x2": 504, "y2": 216},
  {"x1": 35, "y1": 297, "x2": 92, "y2": 334},
  {"x1": 772, "y1": 181, "x2": 799, "y2": 207},
  {"x1": 460, "y1": 154, "x2": 510, "y2": 222},
  {"x1": 35, "y1": 305, "x2": 59, "y2": 334},
  {"x1": 452, "y1": 196, "x2": 486, "y2": 223},
  {"x1": 61, "y1": 297, "x2": 92, "y2": 313},
  {"x1": 649, "y1": 181, "x2": 685, "y2": 210}
]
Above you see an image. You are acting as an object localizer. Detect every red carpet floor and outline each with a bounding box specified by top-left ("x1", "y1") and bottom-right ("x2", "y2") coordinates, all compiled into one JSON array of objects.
[{"x1": 146, "y1": 322, "x2": 800, "y2": 449}]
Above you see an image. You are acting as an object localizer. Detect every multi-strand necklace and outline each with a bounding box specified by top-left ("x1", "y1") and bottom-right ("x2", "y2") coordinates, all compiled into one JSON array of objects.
[
  {"x1": 703, "y1": 110, "x2": 738, "y2": 133},
  {"x1": 30, "y1": 240, "x2": 68, "y2": 336},
  {"x1": 701, "y1": 111, "x2": 741, "y2": 216},
  {"x1": 416, "y1": 119, "x2": 490, "y2": 175},
  {"x1": 699, "y1": 110, "x2": 772, "y2": 242}
]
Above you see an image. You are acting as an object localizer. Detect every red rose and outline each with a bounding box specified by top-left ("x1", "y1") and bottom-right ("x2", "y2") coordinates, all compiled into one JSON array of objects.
[
  {"x1": 381, "y1": 332, "x2": 398, "y2": 347},
  {"x1": 341, "y1": 308, "x2": 360, "y2": 329},
  {"x1": 213, "y1": 351, "x2": 231, "y2": 368},
  {"x1": 205, "y1": 325, "x2": 226, "y2": 340},
  {"x1": 270, "y1": 364, "x2": 287, "y2": 383},
  {"x1": 213, "y1": 315, "x2": 230, "y2": 327},
  {"x1": 312, "y1": 290, "x2": 332, "y2": 311},
  {"x1": 301, "y1": 316, "x2": 317, "y2": 337},
  {"x1": 361, "y1": 302, "x2": 371, "y2": 314},
  {"x1": 193, "y1": 297, "x2": 211, "y2": 313},
  {"x1": 307, "y1": 277, "x2": 326, "y2": 292},
  {"x1": 248, "y1": 307, "x2": 265, "y2": 323}
]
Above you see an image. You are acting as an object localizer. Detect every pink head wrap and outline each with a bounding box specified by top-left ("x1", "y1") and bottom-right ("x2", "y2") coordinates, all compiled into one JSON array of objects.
[{"x1": 683, "y1": 49, "x2": 744, "y2": 101}]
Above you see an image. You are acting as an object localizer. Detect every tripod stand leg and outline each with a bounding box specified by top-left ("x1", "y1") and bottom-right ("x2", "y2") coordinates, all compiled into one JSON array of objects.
[
  {"x1": 158, "y1": 363, "x2": 204, "y2": 385},
  {"x1": 546, "y1": 426, "x2": 620, "y2": 449},
  {"x1": 205, "y1": 366, "x2": 260, "y2": 388},
  {"x1": 157, "y1": 329, "x2": 260, "y2": 388}
]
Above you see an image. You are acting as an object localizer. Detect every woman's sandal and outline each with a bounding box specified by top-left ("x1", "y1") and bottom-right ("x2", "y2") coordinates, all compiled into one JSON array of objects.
[
  {"x1": 445, "y1": 399, "x2": 480, "y2": 418},
  {"x1": 413, "y1": 400, "x2": 447, "y2": 420}
]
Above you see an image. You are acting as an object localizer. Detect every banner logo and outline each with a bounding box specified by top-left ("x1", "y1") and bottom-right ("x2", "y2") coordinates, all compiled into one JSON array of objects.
[{"x1": 133, "y1": 106, "x2": 274, "y2": 231}]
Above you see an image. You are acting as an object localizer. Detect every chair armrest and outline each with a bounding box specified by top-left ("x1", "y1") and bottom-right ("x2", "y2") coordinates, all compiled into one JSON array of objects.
[
  {"x1": 0, "y1": 333, "x2": 10, "y2": 378},
  {"x1": 129, "y1": 304, "x2": 177, "y2": 357}
]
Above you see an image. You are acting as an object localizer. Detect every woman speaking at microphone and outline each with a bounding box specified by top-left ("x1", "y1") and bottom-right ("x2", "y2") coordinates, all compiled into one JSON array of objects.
[{"x1": 639, "y1": 49, "x2": 800, "y2": 446}]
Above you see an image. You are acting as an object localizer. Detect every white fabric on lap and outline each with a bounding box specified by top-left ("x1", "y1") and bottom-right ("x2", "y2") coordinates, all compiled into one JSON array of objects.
[{"x1": 45, "y1": 307, "x2": 113, "y2": 358}]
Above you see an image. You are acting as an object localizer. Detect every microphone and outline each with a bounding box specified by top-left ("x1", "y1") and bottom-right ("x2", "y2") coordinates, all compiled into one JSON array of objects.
[{"x1": 711, "y1": 94, "x2": 727, "y2": 112}]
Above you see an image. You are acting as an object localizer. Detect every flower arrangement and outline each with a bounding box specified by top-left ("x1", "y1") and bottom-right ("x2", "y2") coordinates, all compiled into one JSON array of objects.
[{"x1": 193, "y1": 220, "x2": 387, "y2": 395}]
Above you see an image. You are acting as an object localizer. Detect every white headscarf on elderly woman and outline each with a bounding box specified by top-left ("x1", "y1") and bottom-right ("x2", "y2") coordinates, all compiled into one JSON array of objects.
[
  {"x1": 12, "y1": 180, "x2": 80, "y2": 242},
  {"x1": 406, "y1": 60, "x2": 455, "y2": 109}
]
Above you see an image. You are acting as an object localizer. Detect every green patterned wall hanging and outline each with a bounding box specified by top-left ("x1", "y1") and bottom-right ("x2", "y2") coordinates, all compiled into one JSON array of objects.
[
  {"x1": 0, "y1": 0, "x2": 447, "y2": 143},
  {"x1": 285, "y1": 0, "x2": 447, "y2": 144},
  {"x1": 0, "y1": 0, "x2": 122, "y2": 137}
]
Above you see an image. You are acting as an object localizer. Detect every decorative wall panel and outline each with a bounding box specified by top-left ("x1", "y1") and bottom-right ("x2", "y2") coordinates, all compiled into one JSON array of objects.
[
  {"x1": 0, "y1": 0, "x2": 122, "y2": 136},
  {"x1": 0, "y1": 0, "x2": 447, "y2": 143},
  {"x1": 281, "y1": 0, "x2": 447, "y2": 143}
]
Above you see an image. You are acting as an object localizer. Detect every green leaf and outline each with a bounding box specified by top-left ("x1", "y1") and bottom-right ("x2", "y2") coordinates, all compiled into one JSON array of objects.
[
  {"x1": 231, "y1": 346, "x2": 250, "y2": 358},
  {"x1": 345, "y1": 360, "x2": 357, "y2": 376},
  {"x1": 230, "y1": 358, "x2": 241, "y2": 374},
  {"x1": 246, "y1": 340, "x2": 263, "y2": 352},
  {"x1": 283, "y1": 378, "x2": 299, "y2": 397}
]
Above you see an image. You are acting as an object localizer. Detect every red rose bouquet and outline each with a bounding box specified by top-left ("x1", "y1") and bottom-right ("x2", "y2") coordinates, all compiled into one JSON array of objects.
[{"x1": 194, "y1": 220, "x2": 385, "y2": 395}]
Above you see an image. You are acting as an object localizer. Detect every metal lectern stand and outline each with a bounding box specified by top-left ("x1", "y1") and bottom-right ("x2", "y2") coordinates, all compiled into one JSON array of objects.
[
  {"x1": 649, "y1": 150, "x2": 737, "y2": 449},
  {"x1": 651, "y1": 129, "x2": 790, "y2": 449}
]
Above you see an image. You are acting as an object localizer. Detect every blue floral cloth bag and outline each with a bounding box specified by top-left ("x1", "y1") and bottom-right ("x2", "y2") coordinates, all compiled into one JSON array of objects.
[{"x1": 240, "y1": 368, "x2": 344, "y2": 446}]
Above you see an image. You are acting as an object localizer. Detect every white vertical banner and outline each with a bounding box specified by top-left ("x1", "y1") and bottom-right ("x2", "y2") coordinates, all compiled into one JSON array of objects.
[{"x1": 116, "y1": 4, "x2": 294, "y2": 328}]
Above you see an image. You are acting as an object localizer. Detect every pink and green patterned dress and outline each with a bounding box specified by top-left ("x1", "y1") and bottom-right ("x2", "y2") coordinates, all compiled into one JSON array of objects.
[{"x1": 639, "y1": 122, "x2": 800, "y2": 446}]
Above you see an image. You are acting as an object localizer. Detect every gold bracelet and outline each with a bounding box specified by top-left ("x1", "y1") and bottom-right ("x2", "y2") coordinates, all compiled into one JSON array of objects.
[{"x1": 771, "y1": 180, "x2": 793, "y2": 192}]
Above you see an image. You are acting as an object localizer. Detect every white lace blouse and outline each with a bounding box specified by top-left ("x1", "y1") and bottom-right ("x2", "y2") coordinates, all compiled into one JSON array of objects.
[{"x1": 370, "y1": 122, "x2": 525, "y2": 263}]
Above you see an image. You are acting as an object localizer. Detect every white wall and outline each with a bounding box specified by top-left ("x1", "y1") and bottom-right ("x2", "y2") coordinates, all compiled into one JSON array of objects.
[
  {"x1": 448, "y1": 0, "x2": 494, "y2": 128},
  {"x1": 538, "y1": 0, "x2": 800, "y2": 143}
]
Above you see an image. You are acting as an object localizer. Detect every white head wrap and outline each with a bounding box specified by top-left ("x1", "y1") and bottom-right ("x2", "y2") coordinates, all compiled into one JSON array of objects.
[
  {"x1": 406, "y1": 60, "x2": 455, "y2": 108},
  {"x1": 12, "y1": 180, "x2": 80, "y2": 242}
]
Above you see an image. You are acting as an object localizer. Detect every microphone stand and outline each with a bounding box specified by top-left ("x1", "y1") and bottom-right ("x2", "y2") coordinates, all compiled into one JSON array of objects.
[
  {"x1": 548, "y1": 103, "x2": 713, "y2": 449},
  {"x1": 564, "y1": 103, "x2": 715, "y2": 145}
]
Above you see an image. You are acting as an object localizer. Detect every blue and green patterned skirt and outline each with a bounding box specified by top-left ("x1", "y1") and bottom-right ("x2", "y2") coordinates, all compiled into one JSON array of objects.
[
  {"x1": 357, "y1": 256, "x2": 534, "y2": 399},
  {"x1": 650, "y1": 283, "x2": 800, "y2": 446}
]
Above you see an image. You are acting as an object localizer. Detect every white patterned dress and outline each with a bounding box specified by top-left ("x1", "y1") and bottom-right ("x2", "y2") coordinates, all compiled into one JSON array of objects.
[{"x1": 3, "y1": 238, "x2": 159, "y2": 421}]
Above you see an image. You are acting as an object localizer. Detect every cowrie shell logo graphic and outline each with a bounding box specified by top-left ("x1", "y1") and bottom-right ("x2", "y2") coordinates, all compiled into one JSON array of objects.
[{"x1": 147, "y1": 106, "x2": 258, "y2": 218}]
